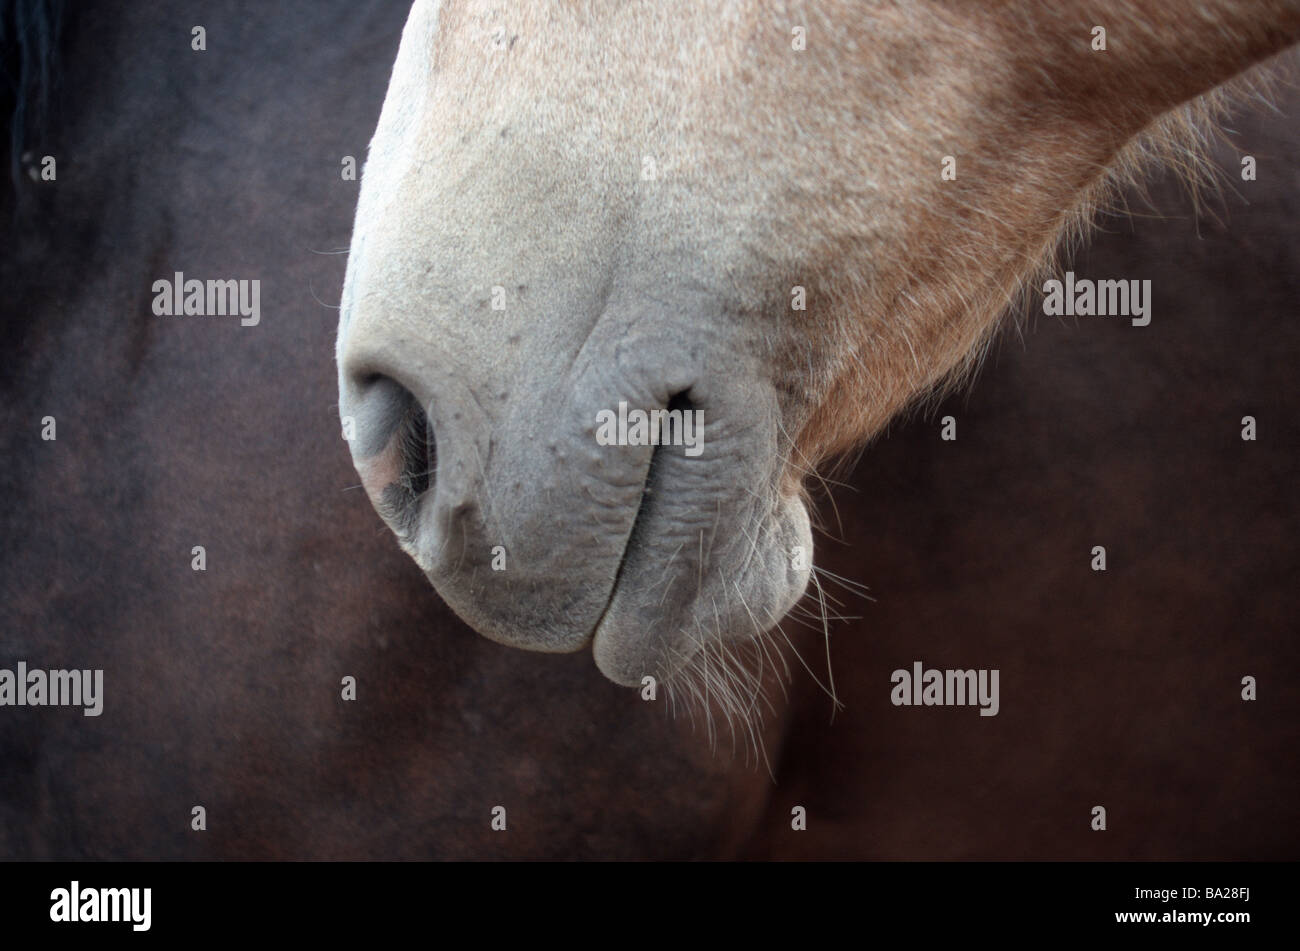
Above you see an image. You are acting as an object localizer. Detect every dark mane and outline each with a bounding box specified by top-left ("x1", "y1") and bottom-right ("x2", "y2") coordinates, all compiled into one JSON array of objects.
[{"x1": 1, "y1": 0, "x2": 65, "y2": 189}]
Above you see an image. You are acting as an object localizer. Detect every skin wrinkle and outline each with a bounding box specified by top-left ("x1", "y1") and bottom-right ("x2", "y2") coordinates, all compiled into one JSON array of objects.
[{"x1": 338, "y1": 0, "x2": 1300, "y2": 730}]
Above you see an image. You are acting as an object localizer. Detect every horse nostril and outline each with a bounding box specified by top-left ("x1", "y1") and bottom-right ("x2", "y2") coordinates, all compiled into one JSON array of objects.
[
  {"x1": 395, "y1": 394, "x2": 436, "y2": 498},
  {"x1": 367, "y1": 375, "x2": 435, "y2": 499},
  {"x1": 666, "y1": 389, "x2": 696, "y2": 415},
  {"x1": 346, "y1": 372, "x2": 438, "y2": 538}
]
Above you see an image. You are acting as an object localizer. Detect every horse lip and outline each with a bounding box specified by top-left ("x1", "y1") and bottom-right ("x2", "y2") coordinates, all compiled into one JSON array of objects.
[{"x1": 583, "y1": 464, "x2": 656, "y2": 652}]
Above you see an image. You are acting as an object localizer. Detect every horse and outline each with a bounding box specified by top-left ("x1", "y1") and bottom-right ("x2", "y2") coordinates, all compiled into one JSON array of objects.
[
  {"x1": 340, "y1": 2, "x2": 1300, "y2": 738},
  {"x1": 2, "y1": 0, "x2": 1297, "y2": 860}
]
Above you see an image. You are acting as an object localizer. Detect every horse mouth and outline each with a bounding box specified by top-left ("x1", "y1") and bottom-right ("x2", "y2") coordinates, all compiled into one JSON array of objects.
[{"x1": 584, "y1": 432, "x2": 678, "y2": 666}]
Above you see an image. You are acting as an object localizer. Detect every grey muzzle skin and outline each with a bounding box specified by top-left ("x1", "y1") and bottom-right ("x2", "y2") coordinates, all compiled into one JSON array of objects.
[{"x1": 338, "y1": 276, "x2": 813, "y2": 686}]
